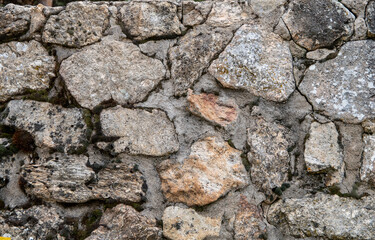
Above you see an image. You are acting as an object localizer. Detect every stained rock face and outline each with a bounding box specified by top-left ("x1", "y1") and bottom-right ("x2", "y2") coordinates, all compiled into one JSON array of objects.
[
  {"x1": 162, "y1": 206, "x2": 221, "y2": 240},
  {"x1": 0, "y1": 41, "x2": 55, "y2": 102},
  {"x1": 360, "y1": 134, "x2": 375, "y2": 186},
  {"x1": 367, "y1": 1, "x2": 375, "y2": 37},
  {"x1": 60, "y1": 38, "x2": 166, "y2": 110},
  {"x1": 86, "y1": 204, "x2": 161, "y2": 240},
  {"x1": 299, "y1": 40, "x2": 375, "y2": 123},
  {"x1": 268, "y1": 193, "x2": 375, "y2": 239},
  {"x1": 42, "y1": 2, "x2": 109, "y2": 47},
  {"x1": 159, "y1": 136, "x2": 249, "y2": 206},
  {"x1": 282, "y1": 0, "x2": 355, "y2": 50},
  {"x1": 0, "y1": 4, "x2": 30, "y2": 40},
  {"x1": 1, "y1": 100, "x2": 88, "y2": 153},
  {"x1": 209, "y1": 24, "x2": 294, "y2": 102},
  {"x1": 100, "y1": 106, "x2": 179, "y2": 156}
]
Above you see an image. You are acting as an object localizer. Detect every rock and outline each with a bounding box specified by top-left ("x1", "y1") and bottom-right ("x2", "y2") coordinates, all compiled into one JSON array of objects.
[
  {"x1": 0, "y1": 4, "x2": 30, "y2": 40},
  {"x1": 182, "y1": 1, "x2": 212, "y2": 27},
  {"x1": 162, "y1": 206, "x2": 221, "y2": 240},
  {"x1": 363, "y1": 119, "x2": 375, "y2": 134},
  {"x1": 352, "y1": 17, "x2": 368, "y2": 40},
  {"x1": 20, "y1": 4, "x2": 46, "y2": 40},
  {"x1": 341, "y1": 0, "x2": 369, "y2": 16},
  {"x1": 274, "y1": 18, "x2": 291, "y2": 41},
  {"x1": 187, "y1": 89, "x2": 239, "y2": 127},
  {"x1": 60, "y1": 37, "x2": 166, "y2": 110},
  {"x1": 159, "y1": 136, "x2": 249, "y2": 206},
  {"x1": 360, "y1": 134, "x2": 375, "y2": 186},
  {"x1": 206, "y1": 1, "x2": 249, "y2": 27},
  {"x1": 209, "y1": 24, "x2": 294, "y2": 102},
  {"x1": 118, "y1": 1, "x2": 182, "y2": 41},
  {"x1": 86, "y1": 204, "x2": 161, "y2": 240},
  {"x1": 250, "y1": 0, "x2": 287, "y2": 17},
  {"x1": 289, "y1": 40, "x2": 307, "y2": 58},
  {"x1": 42, "y1": 2, "x2": 109, "y2": 47},
  {"x1": 306, "y1": 48, "x2": 336, "y2": 61},
  {"x1": 337, "y1": 123, "x2": 363, "y2": 171},
  {"x1": 367, "y1": 0, "x2": 375, "y2": 37},
  {"x1": 100, "y1": 106, "x2": 179, "y2": 156},
  {"x1": 299, "y1": 40, "x2": 375, "y2": 123},
  {"x1": 268, "y1": 193, "x2": 375, "y2": 239},
  {"x1": 0, "y1": 41, "x2": 55, "y2": 102},
  {"x1": 139, "y1": 39, "x2": 176, "y2": 61},
  {"x1": 282, "y1": 0, "x2": 355, "y2": 50},
  {"x1": 1, "y1": 100, "x2": 89, "y2": 153},
  {"x1": 169, "y1": 25, "x2": 233, "y2": 96}
]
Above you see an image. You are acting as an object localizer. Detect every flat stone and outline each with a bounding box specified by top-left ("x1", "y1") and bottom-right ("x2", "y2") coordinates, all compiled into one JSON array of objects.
[
  {"x1": 118, "y1": 1, "x2": 182, "y2": 41},
  {"x1": 169, "y1": 25, "x2": 233, "y2": 96},
  {"x1": 182, "y1": 1, "x2": 212, "y2": 27},
  {"x1": 187, "y1": 89, "x2": 239, "y2": 127},
  {"x1": 159, "y1": 136, "x2": 249, "y2": 206},
  {"x1": 1, "y1": 100, "x2": 89, "y2": 153},
  {"x1": 205, "y1": 1, "x2": 249, "y2": 27},
  {"x1": 299, "y1": 40, "x2": 375, "y2": 123},
  {"x1": 306, "y1": 48, "x2": 336, "y2": 61},
  {"x1": 360, "y1": 134, "x2": 375, "y2": 186},
  {"x1": 209, "y1": 24, "x2": 294, "y2": 102},
  {"x1": 162, "y1": 206, "x2": 221, "y2": 240},
  {"x1": 0, "y1": 4, "x2": 31, "y2": 40},
  {"x1": 42, "y1": 2, "x2": 109, "y2": 47},
  {"x1": 100, "y1": 106, "x2": 179, "y2": 156},
  {"x1": 86, "y1": 204, "x2": 161, "y2": 240},
  {"x1": 268, "y1": 193, "x2": 375, "y2": 239},
  {"x1": 60, "y1": 37, "x2": 166, "y2": 110},
  {"x1": 282, "y1": 0, "x2": 355, "y2": 50},
  {"x1": 367, "y1": 1, "x2": 375, "y2": 37},
  {"x1": 0, "y1": 41, "x2": 55, "y2": 102}
]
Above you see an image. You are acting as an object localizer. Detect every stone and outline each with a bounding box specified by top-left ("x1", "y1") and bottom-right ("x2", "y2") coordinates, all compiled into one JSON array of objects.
[
  {"x1": 100, "y1": 106, "x2": 179, "y2": 156},
  {"x1": 206, "y1": 1, "x2": 249, "y2": 27},
  {"x1": 182, "y1": 1, "x2": 212, "y2": 27},
  {"x1": 169, "y1": 25, "x2": 233, "y2": 96},
  {"x1": 42, "y1": 2, "x2": 109, "y2": 47},
  {"x1": 60, "y1": 37, "x2": 166, "y2": 110},
  {"x1": 299, "y1": 40, "x2": 375, "y2": 123},
  {"x1": 250, "y1": 0, "x2": 287, "y2": 17},
  {"x1": 0, "y1": 4, "x2": 30, "y2": 40},
  {"x1": 360, "y1": 134, "x2": 375, "y2": 186},
  {"x1": 274, "y1": 18, "x2": 291, "y2": 41},
  {"x1": 352, "y1": 17, "x2": 368, "y2": 40},
  {"x1": 187, "y1": 89, "x2": 239, "y2": 127},
  {"x1": 0, "y1": 41, "x2": 55, "y2": 102},
  {"x1": 282, "y1": 0, "x2": 355, "y2": 50},
  {"x1": 337, "y1": 123, "x2": 363, "y2": 171},
  {"x1": 162, "y1": 206, "x2": 221, "y2": 240},
  {"x1": 289, "y1": 40, "x2": 307, "y2": 58},
  {"x1": 209, "y1": 24, "x2": 294, "y2": 102},
  {"x1": 139, "y1": 39, "x2": 176, "y2": 61},
  {"x1": 341, "y1": 0, "x2": 369, "y2": 16},
  {"x1": 20, "y1": 4, "x2": 46, "y2": 40},
  {"x1": 118, "y1": 1, "x2": 182, "y2": 41},
  {"x1": 159, "y1": 136, "x2": 249, "y2": 206},
  {"x1": 268, "y1": 193, "x2": 375, "y2": 239},
  {"x1": 306, "y1": 48, "x2": 336, "y2": 61},
  {"x1": 367, "y1": 0, "x2": 375, "y2": 37},
  {"x1": 363, "y1": 119, "x2": 375, "y2": 134},
  {"x1": 86, "y1": 204, "x2": 161, "y2": 240},
  {"x1": 1, "y1": 100, "x2": 89, "y2": 153}
]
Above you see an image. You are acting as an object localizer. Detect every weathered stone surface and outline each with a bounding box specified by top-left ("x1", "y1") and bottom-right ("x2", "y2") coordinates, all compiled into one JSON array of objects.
[
  {"x1": 1, "y1": 100, "x2": 88, "y2": 153},
  {"x1": 306, "y1": 48, "x2": 336, "y2": 61},
  {"x1": 159, "y1": 136, "x2": 249, "y2": 206},
  {"x1": 282, "y1": 0, "x2": 355, "y2": 50},
  {"x1": 268, "y1": 193, "x2": 375, "y2": 239},
  {"x1": 367, "y1": 1, "x2": 375, "y2": 37},
  {"x1": 182, "y1": 1, "x2": 212, "y2": 27},
  {"x1": 209, "y1": 24, "x2": 294, "y2": 102},
  {"x1": 60, "y1": 37, "x2": 166, "y2": 110},
  {"x1": 42, "y1": 2, "x2": 109, "y2": 47},
  {"x1": 100, "y1": 106, "x2": 179, "y2": 156},
  {"x1": 352, "y1": 17, "x2": 368, "y2": 40},
  {"x1": 247, "y1": 117, "x2": 291, "y2": 194},
  {"x1": 341, "y1": 0, "x2": 369, "y2": 16},
  {"x1": 119, "y1": 1, "x2": 182, "y2": 41},
  {"x1": 250, "y1": 0, "x2": 287, "y2": 17},
  {"x1": 363, "y1": 119, "x2": 375, "y2": 134},
  {"x1": 162, "y1": 206, "x2": 221, "y2": 240},
  {"x1": 299, "y1": 40, "x2": 375, "y2": 123},
  {"x1": 0, "y1": 41, "x2": 55, "y2": 102},
  {"x1": 206, "y1": 1, "x2": 249, "y2": 27},
  {"x1": 86, "y1": 204, "x2": 161, "y2": 240},
  {"x1": 187, "y1": 89, "x2": 239, "y2": 127},
  {"x1": 0, "y1": 4, "x2": 30, "y2": 40},
  {"x1": 169, "y1": 25, "x2": 233, "y2": 95},
  {"x1": 360, "y1": 134, "x2": 375, "y2": 186}
]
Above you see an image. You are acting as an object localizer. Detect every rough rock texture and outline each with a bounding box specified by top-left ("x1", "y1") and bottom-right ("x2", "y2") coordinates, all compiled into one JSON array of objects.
[
  {"x1": 42, "y1": 2, "x2": 109, "y2": 47},
  {"x1": 306, "y1": 48, "x2": 336, "y2": 61},
  {"x1": 162, "y1": 206, "x2": 221, "y2": 240},
  {"x1": 182, "y1": 1, "x2": 212, "y2": 27},
  {"x1": 0, "y1": 4, "x2": 30, "y2": 40},
  {"x1": 205, "y1": 1, "x2": 249, "y2": 27},
  {"x1": 209, "y1": 24, "x2": 294, "y2": 102},
  {"x1": 360, "y1": 134, "x2": 375, "y2": 186},
  {"x1": 299, "y1": 40, "x2": 375, "y2": 123},
  {"x1": 268, "y1": 193, "x2": 375, "y2": 239},
  {"x1": 86, "y1": 204, "x2": 161, "y2": 240},
  {"x1": 159, "y1": 136, "x2": 249, "y2": 206},
  {"x1": 0, "y1": 41, "x2": 55, "y2": 102},
  {"x1": 282, "y1": 0, "x2": 355, "y2": 50},
  {"x1": 60, "y1": 37, "x2": 166, "y2": 110},
  {"x1": 367, "y1": 0, "x2": 375, "y2": 37},
  {"x1": 250, "y1": 0, "x2": 287, "y2": 17},
  {"x1": 100, "y1": 106, "x2": 179, "y2": 156}
]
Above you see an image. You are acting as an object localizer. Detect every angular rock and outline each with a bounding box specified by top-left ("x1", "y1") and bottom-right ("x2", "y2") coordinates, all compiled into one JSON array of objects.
[
  {"x1": 209, "y1": 24, "x2": 294, "y2": 102},
  {"x1": 42, "y1": 2, "x2": 109, "y2": 47},
  {"x1": 306, "y1": 48, "x2": 336, "y2": 61},
  {"x1": 118, "y1": 1, "x2": 182, "y2": 41},
  {"x1": 159, "y1": 136, "x2": 249, "y2": 206},
  {"x1": 86, "y1": 204, "x2": 161, "y2": 240},
  {"x1": 367, "y1": 0, "x2": 375, "y2": 37},
  {"x1": 1, "y1": 100, "x2": 88, "y2": 153},
  {"x1": 0, "y1": 41, "x2": 55, "y2": 102},
  {"x1": 282, "y1": 0, "x2": 355, "y2": 50},
  {"x1": 187, "y1": 89, "x2": 239, "y2": 127},
  {"x1": 360, "y1": 134, "x2": 375, "y2": 186},
  {"x1": 182, "y1": 1, "x2": 212, "y2": 27},
  {"x1": 206, "y1": 1, "x2": 249, "y2": 27},
  {"x1": 0, "y1": 4, "x2": 30, "y2": 40},
  {"x1": 299, "y1": 40, "x2": 375, "y2": 123},
  {"x1": 162, "y1": 206, "x2": 221, "y2": 240},
  {"x1": 60, "y1": 37, "x2": 166, "y2": 110},
  {"x1": 100, "y1": 106, "x2": 179, "y2": 156},
  {"x1": 169, "y1": 25, "x2": 233, "y2": 96},
  {"x1": 268, "y1": 193, "x2": 375, "y2": 239}
]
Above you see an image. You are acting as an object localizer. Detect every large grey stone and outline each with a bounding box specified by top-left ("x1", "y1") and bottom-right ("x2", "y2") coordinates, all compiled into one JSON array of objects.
[
  {"x1": 360, "y1": 134, "x2": 375, "y2": 186},
  {"x1": 367, "y1": 1, "x2": 375, "y2": 37},
  {"x1": 0, "y1": 4, "x2": 30, "y2": 40}
]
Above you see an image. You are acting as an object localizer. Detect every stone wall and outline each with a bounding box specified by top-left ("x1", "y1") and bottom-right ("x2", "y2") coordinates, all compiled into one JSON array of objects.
[{"x1": 0, "y1": 0, "x2": 374, "y2": 239}]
